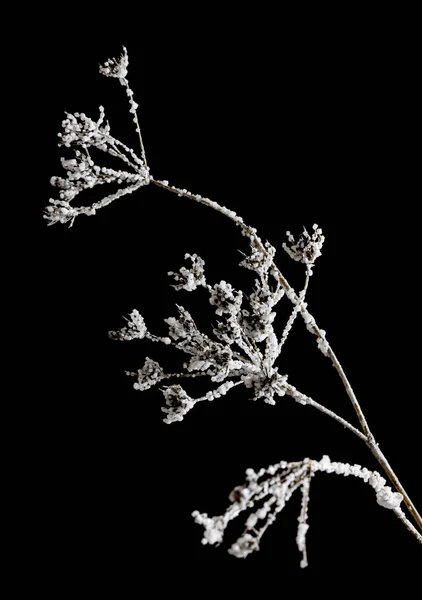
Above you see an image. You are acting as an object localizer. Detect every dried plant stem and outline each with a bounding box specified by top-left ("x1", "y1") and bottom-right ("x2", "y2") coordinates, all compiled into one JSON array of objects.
[
  {"x1": 150, "y1": 177, "x2": 422, "y2": 539},
  {"x1": 394, "y1": 508, "x2": 422, "y2": 544},
  {"x1": 283, "y1": 384, "x2": 367, "y2": 443},
  {"x1": 368, "y1": 442, "x2": 422, "y2": 532},
  {"x1": 311, "y1": 333, "x2": 422, "y2": 532},
  {"x1": 120, "y1": 77, "x2": 148, "y2": 169}
]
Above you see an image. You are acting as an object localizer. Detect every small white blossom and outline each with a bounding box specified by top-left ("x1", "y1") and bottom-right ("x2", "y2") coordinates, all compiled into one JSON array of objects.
[
  {"x1": 108, "y1": 230, "x2": 308, "y2": 424},
  {"x1": 45, "y1": 106, "x2": 149, "y2": 226},
  {"x1": 109, "y1": 309, "x2": 147, "y2": 341},
  {"x1": 283, "y1": 224, "x2": 325, "y2": 274},
  {"x1": 209, "y1": 281, "x2": 242, "y2": 316},
  {"x1": 191, "y1": 512, "x2": 226, "y2": 546},
  {"x1": 133, "y1": 358, "x2": 164, "y2": 391},
  {"x1": 242, "y1": 369, "x2": 288, "y2": 405},
  {"x1": 161, "y1": 385, "x2": 195, "y2": 424},
  {"x1": 99, "y1": 46, "x2": 129, "y2": 81},
  {"x1": 239, "y1": 240, "x2": 276, "y2": 277},
  {"x1": 168, "y1": 254, "x2": 206, "y2": 291}
]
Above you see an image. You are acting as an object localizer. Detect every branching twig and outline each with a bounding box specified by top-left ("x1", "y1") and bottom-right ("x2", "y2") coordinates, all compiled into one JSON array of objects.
[{"x1": 45, "y1": 47, "x2": 422, "y2": 563}]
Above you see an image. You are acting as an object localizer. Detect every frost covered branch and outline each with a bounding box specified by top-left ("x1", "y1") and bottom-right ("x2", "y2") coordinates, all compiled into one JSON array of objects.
[
  {"x1": 45, "y1": 47, "x2": 422, "y2": 561},
  {"x1": 44, "y1": 49, "x2": 149, "y2": 226},
  {"x1": 193, "y1": 455, "x2": 421, "y2": 565}
]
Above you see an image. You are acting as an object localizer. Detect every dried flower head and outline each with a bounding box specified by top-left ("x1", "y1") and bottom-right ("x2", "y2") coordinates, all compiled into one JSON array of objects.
[
  {"x1": 283, "y1": 224, "x2": 325, "y2": 274},
  {"x1": 99, "y1": 46, "x2": 129, "y2": 81}
]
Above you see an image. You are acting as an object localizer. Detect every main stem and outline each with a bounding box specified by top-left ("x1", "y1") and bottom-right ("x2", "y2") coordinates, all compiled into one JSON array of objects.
[{"x1": 150, "y1": 178, "x2": 422, "y2": 537}]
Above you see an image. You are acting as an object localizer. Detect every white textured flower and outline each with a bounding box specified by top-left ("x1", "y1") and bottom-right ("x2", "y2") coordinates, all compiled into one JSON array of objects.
[
  {"x1": 164, "y1": 306, "x2": 199, "y2": 341},
  {"x1": 109, "y1": 309, "x2": 147, "y2": 341},
  {"x1": 209, "y1": 281, "x2": 242, "y2": 316},
  {"x1": 45, "y1": 105, "x2": 149, "y2": 226},
  {"x1": 239, "y1": 240, "x2": 276, "y2": 276},
  {"x1": 283, "y1": 224, "x2": 325, "y2": 273},
  {"x1": 161, "y1": 385, "x2": 195, "y2": 424},
  {"x1": 168, "y1": 253, "x2": 206, "y2": 291},
  {"x1": 99, "y1": 47, "x2": 129, "y2": 81},
  {"x1": 133, "y1": 358, "x2": 164, "y2": 391},
  {"x1": 242, "y1": 369, "x2": 287, "y2": 405},
  {"x1": 58, "y1": 107, "x2": 110, "y2": 150}
]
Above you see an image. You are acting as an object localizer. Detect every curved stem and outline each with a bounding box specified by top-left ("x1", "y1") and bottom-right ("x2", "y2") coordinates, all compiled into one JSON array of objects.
[
  {"x1": 394, "y1": 508, "x2": 422, "y2": 545},
  {"x1": 283, "y1": 384, "x2": 367, "y2": 443}
]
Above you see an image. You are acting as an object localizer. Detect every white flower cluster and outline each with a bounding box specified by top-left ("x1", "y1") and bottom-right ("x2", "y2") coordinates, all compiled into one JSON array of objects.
[
  {"x1": 45, "y1": 54, "x2": 149, "y2": 226},
  {"x1": 133, "y1": 358, "x2": 164, "y2": 391},
  {"x1": 192, "y1": 455, "x2": 404, "y2": 565},
  {"x1": 99, "y1": 46, "x2": 129, "y2": 81},
  {"x1": 161, "y1": 385, "x2": 195, "y2": 424},
  {"x1": 168, "y1": 254, "x2": 206, "y2": 291},
  {"x1": 109, "y1": 309, "x2": 147, "y2": 341},
  {"x1": 283, "y1": 224, "x2": 325, "y2": 274},
  {"x1": 209, "y1": 281, "x2": 242, "y2": 317},
  {"x1": 193, "y1": 458, "x2": 312, "y2": 564},
  {"x1": 239, "y1": 240, "x2": 276, "y2": 277},
  {"x1": 110, "y1": 236, "x2": 307, "y2": 422},
  {"x1": 242, "y1": 370, "x2": 288, "y2": 406},
  {"x1": 58, "y1": 107, "x2": 111, "y2": 149},
  {"x1": 161, "y1": 380, "x2": 236, "y2": 424}
]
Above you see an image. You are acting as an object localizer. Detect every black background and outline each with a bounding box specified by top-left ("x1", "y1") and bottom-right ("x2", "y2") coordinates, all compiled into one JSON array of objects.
[{"x1": 26, "y1": 16, "x2": 420, "y2": 583}]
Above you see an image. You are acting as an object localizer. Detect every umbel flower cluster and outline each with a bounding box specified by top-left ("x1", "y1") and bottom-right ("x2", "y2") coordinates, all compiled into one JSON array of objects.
[
  {"x1": 45, "y1": 48, "x2": 422, "y2": 565},
  {"x1": 45, "y1": 48, "x2": 149, "y2": 227},
  {"x1": 109, "y1": 239, "x2": 314, "y2": 425}
]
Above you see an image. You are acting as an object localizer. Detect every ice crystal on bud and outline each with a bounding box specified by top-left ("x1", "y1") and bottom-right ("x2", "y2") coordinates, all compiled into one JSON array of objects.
[
  {"x1": 161, "y1": 385, "x2": 195, "y2": 424},
  {"x1": 133, "y1": 358, "x2": 164, "y2": 391},
  {"x1": 45, "y1": 106, "x2": 149, "y2": 226},
  {"x1": 239, "y1": 240, "x2": 276, "y2": 277},
  {"x1": 45, "y1": 50, "x2": 149, "y2": 226},
  {"x1": 317, "y1": 329, "x2": 330, "y2": 356},
  {"x1": 242, "y1": 370, "x2": 288, "y2": 405},
  {"x1": 109, "y1": 309, "x2": 147, "y2": 341},
  {"x1": 99, "y1": 46, "x2": 129, "y2": 81},
  {"x1": 283, "y1": 224, "x2": 325, "y2": 274},
  {"x1": 191, "y1": 512, "x2": 225, "y2": 546},
  {"x1": 209, "y1": 281, "x2": 242, "y2": 316},
  {"x1": 168, "y1": 253, "x2": 206, "y2": 291}
]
